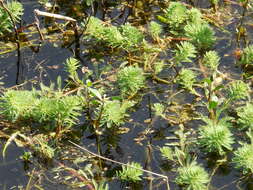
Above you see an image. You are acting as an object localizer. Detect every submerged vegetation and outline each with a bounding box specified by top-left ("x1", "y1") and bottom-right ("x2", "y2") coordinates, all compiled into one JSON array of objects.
[{"x1": 0, "y1": 0, "x2": 253, "y2": 189}]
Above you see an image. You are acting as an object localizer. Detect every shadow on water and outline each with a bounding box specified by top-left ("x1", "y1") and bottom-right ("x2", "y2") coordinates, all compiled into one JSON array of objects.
[
  {"x1": 0, "y1": 43, "x2": 72, "y2": 87},
  {"x1": 0, "y1": 142, "x2": 27, "y2": 189}
]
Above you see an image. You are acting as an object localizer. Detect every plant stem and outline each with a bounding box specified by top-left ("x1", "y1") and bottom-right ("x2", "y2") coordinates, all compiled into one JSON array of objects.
[
  {"x1": 96, "y1": 134, "x2": 103, "y2": 169},
  {"x1": 57, "y1": 162, "x2": 95, "y2": 190}
]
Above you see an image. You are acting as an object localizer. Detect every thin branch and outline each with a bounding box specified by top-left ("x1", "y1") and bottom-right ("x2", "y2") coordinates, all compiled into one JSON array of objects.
[
  {"x1": 34, "y1": 9, "x2": 79, "y2": 48},
  {"x1": 34, "y1": 12, "x2": 44, "y2": 41},
  {"x1": 34, "y1": 9, "x2": 76, "y2": 22},
  {"x1": 69, "y1": 140, "x2": 170, "y2": 190}
]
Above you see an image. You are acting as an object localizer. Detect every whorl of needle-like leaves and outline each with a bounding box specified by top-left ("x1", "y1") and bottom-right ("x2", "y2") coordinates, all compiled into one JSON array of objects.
[
  {"x1": 163, "y1": 2, "x2": 188, "y2": 28},
  {"x1": 233, "y1": 141, "x2": 253, "y2": 174},
  {"x1": 236, "y1": 103, "x2": 253, "y2": 130},
  {"x1": 227, "y1": 80, "x2": 249, "y2": 101},
  {"x1": 65, "y1": 57, "x2": 81, "y2": 83},
  {"x1": 148, "y1": 21, "x2": 163, "y2": 40},
  {"x1": 174, "y1": 41, "x2": 197, "y2": 64},
  {"x1": 85, "y1": 17, "x2": 144, "y2": 51},
  {"x1": 157, "y1": 2, "x2": 204, "y2": 35},
  {"x1": 202, "y1": 51, "x2": 220, "y2": 71},
  {"x1": 117, "y1": 66, "x2": 145, "y2": 97},
  {"x1": 176, "y1": 161, "x2": 209, "y2": 190},
  {"x1": 102, "y1": 100, "x2": 135, "y2": 128},
  {"x1": 238, "y1": 45, "x2": 253, "y2": 66},
  {"x1": 0, "y1": 88, "x2": 81, "y2": 129},
  {"x1": 176, "y1": 68, "x2": 196, "y2": 92},
  {"x1": 116, "y1": 162, "x2": 143, "y2": 182},
  {"x1": 184, "y1": 23, "x2": 216, "y2": 50},
  {"x1": 198, "y1": 118, "x2": 234, "y2": 155}
]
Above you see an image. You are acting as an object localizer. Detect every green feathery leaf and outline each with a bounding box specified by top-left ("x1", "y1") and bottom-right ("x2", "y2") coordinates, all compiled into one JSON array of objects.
[
  {"x1": 0, "y1": 1, "x2": 23, "y2": 35},
  {"x1": 237, "y1": 103, "x2": 253, "y2": 130},
  {"x1": 65, "y1": 57, "x2": 82, "y2": 84},
  {"x1": 160, "y1": 146, "x2": 174, "y2": 161},
  {"x1": 102, "y1": 100, "x2": 134, "y2": 127},
  {"x1": 174, "y1": 41, "x2": 197, "y2": 64},
  {"x1": 176, "y1": 161, "x2": 209, "y2": 190},
  {"x1": 184, "y1": 23, "x2": 215, "y2": 50},
  {"x1": 227, "y1": 80, "x2": 249, "y2": 101},
  {"x1": 233, "y1": 142, "x2": 253, "y2": 174},
  {"x1": 149, "y1": 21, "x2": 163, "y2": 39},
  {"x1": 176, "y1": 68, "x2": 197, "y2": 92},
  {"x1": 238, "y1": 45, "x2": 253, "y2": 66},
  {"x1": 198, "y1": 118, "x2": 234, "y2": 155},
  {"x1": 117, "y1": 66, "x2": 145, "y2": 97},
  {"x1": 202, "y1": 51, "x2": 220, "y2": 71},
  {"x1": 0, "y1": 90, "x2": 38, "y2": 121}
]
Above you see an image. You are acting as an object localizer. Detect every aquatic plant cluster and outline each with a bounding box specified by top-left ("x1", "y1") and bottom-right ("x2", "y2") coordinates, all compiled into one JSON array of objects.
[
  {"x1": 0, "y1": 0, "x2": 253, "y2": 189},
  {"x1": 0, "y1": 0, "x2": 23, "y2": 35}
]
